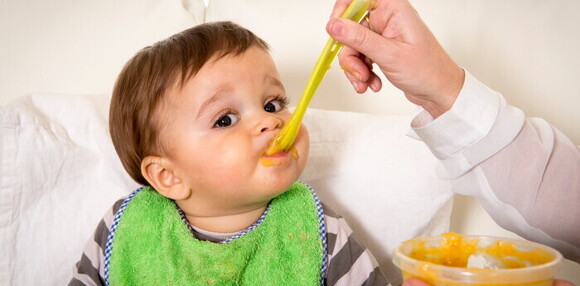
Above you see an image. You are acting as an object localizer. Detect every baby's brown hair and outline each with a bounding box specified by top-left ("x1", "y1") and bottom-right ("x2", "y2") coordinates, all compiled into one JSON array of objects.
[{"x1": 109, "y1": 21, "x2": 269, "y2": 186}]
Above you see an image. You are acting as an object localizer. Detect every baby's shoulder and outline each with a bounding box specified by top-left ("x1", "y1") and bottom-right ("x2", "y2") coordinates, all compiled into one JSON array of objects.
[
  {"x1": 92, "y1": 196, "x2": 128, "y2": 242},
  {"x1": 320, "y1": 202, "x2": 354, "y2": 239},
  {"x1": 320, "y1": 202, "x2": 340, "y2": 219}
]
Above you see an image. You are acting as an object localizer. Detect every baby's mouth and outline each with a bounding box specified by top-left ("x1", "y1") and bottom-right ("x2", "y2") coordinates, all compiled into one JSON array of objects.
[{"x1": 260, "y1": 147, "x2": 299, "y2": 167}]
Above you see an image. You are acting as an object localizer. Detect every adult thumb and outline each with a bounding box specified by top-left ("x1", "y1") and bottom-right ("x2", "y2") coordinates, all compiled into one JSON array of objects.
[
  {"x1": 402, "y1": 278, "x2": 432, "y2": 286},
  {"x1": 326, "y1": 17, "x2": 393, "y2": 61}
]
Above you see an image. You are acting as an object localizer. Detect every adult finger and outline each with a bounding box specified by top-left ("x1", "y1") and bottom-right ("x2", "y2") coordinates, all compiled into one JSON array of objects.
[
  {"x1": 327, "y1": 17, "x2": 397, "y2": 66},
  {"x1": 329, "y1": 0, "x2": 353, "y2": 19},
  {"x1": 338, "y1": 46, "x2": 369, "y2": 82},
  {"x1": 343, "y1": 68, "x2": 368, "y2": 93},
  {"x1": 403, "y1": 278, "x2": 432, "y2": 286},
  {"x1": 367, "y1": 69, "x2": 382, "y2": 92},
  {"x1": 553, "y1": 279, "x2": 575, "y2": 286},
  {"x1": 334, "y1": 17, "x2": 374, "y2": 80},
  {"x1": 339, "y1": 51, "x2": 383, "y2": 93}
]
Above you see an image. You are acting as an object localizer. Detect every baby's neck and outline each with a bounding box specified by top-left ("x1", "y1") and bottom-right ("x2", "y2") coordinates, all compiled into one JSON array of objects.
[{"x1": 183, "y1": 205, "x2": 268, "y2": 233}]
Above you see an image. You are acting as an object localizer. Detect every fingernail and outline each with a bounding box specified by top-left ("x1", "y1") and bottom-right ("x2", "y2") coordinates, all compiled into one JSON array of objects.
[
  {"x1": 350, "y1": 72, "x2": 363, "y2": 82},
  {"x1": 329, "y1": 19, "x2": 344, "y2": 37},
  {"x1": 341, "y1": 66, "x2": 362, "y2": 82},
  {"x1": 370, "y1": 81, "x2": 379, "y2": 92}
]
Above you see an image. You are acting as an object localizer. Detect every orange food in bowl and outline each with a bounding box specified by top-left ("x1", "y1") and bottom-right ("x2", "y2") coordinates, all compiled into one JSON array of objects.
[{"x1": 393, "y1": 233, "x2": 562, "y2": 286}]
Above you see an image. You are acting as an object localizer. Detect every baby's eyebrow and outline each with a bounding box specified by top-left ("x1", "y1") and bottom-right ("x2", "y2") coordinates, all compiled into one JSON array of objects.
[
  {"x1": 196, "y1": 91, "x2": 228, "y2": 120},
  {"x1": 264, "y1": 75, "x2": 285, "y2": 91}
]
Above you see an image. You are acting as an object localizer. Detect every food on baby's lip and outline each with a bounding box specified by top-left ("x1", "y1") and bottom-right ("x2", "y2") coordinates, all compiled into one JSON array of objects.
[
  {"x1": 260, "y1": 147, "x2": 299, "y2": 167},
  {"x1": 392, "y1": 232, "x2": 563, "y2": 286}
]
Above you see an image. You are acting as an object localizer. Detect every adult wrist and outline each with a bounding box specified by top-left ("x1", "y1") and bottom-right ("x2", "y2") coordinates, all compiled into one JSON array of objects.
[{"x1": 418, "y1": 66, "x2": 465, "y2": 118}]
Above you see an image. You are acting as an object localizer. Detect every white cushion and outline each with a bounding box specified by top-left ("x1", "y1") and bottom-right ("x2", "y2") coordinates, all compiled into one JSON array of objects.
[
  {"x1": 1, "y1": 94, "x2": 452, "y2": 285},
  {"x1": 303, "y1": 109, "x2": 453, "y2": 282},
  {"x1": 0, "y1": 94, "x2": 138, "y2": 285}
]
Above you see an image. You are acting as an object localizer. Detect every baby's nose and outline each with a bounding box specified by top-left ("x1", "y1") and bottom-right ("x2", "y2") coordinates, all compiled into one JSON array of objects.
[{"x1": 256, "y1": 114, "x2": 283, "y2": 134}]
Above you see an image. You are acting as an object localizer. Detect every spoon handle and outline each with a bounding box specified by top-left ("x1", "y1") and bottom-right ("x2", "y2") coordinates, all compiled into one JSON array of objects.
[{"x1": 265, "y1": 0, "x2": 373, "y2": 155}]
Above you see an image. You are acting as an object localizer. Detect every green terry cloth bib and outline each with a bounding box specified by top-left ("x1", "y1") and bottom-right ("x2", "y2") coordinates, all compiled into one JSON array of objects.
[{"x1": 104, "y1": 181, "x2": 327, "y2": 285}]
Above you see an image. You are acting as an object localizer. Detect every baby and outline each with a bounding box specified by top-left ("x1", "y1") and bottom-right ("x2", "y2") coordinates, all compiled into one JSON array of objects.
[{"x1": 70, "y1": 21, "x2": 387, "y2": 285}]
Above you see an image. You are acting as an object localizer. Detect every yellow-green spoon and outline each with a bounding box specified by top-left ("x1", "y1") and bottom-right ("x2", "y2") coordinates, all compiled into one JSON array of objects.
[{"x1": 265, "y1": 0, "x2": 374, "y2": 155}]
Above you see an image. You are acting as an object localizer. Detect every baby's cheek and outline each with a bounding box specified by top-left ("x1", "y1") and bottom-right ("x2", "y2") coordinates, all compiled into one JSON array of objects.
[
  {"x1": 296, "y1": 125, "x2": 310, "y2": 170},
  {"x1": 210, "y1": 151, "x2": 250, "y2": 179}
]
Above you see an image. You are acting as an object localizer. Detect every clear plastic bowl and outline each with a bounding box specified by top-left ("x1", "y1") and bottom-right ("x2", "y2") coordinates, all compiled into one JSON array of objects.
[{"x1": 392, "y1": 233, "x2": 563, "y2": 286}]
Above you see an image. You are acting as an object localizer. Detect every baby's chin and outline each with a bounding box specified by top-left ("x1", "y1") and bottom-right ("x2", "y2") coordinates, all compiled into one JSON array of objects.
[{"x1": 261, "y1": 172, "x2": 302, "y2": 195}]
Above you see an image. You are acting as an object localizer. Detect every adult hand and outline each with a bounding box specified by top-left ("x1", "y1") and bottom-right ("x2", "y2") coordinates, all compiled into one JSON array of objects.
[
  {"x1": 326, "y1": 0, "x2": 465, "y2": 118},
  {"x1": 402, "y1": 278, "x2": 576, "y2": 286}
]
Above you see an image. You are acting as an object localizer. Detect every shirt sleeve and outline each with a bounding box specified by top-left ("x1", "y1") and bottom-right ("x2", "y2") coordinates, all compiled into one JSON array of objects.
[
  {"x1": 69, "y1": 198, "x2": 125, "y2": 286},
  {"x1": 323, "y1": 203, "x2": 390, "y2": 286},
  {"x1": 410, "y1": 71, "x2": 580, "y2": 262}
]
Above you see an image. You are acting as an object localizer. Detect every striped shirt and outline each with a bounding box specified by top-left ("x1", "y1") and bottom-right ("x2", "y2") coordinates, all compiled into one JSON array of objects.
[{"x1": 69, "y1": 197, "x2": 390, "y2": 286}]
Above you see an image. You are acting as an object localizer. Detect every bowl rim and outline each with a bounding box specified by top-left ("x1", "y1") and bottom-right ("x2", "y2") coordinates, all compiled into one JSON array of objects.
[{"x1": 391, "y1": 234, "x2": 563, "y2": 283}]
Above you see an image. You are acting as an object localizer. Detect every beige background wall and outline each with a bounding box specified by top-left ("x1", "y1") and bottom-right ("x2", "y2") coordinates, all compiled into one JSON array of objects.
[{"x1": 1, "y1": 1, "x2": 579, "y2": 146}]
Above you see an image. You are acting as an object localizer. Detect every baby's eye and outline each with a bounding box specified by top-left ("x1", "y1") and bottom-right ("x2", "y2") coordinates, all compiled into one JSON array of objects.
[
  {"x1": 264, "y1": 97, "x2": 288, "y2": 113},
  {"x1": 213, "y1": 113, "x2": 239, "y2": 128}
]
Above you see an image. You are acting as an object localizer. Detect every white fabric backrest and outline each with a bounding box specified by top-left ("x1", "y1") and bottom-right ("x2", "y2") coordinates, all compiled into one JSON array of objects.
[
  {"x1": 0, "y1": 95, "x2": 138, "y2": 285},
  {"x1": 302, "y1": 109, "x2": 453, "y2": 281}
]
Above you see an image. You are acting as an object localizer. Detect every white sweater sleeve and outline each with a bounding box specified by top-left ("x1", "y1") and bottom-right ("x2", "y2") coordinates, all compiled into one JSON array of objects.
[{"x1": 410, "y1": 71, "x2": 580, "y2": 263}]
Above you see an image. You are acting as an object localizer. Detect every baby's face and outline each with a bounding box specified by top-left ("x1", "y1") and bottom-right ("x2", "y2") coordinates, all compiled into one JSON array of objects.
[{"x1": 161, "y1": 46, "x2": 309, "y2": 216}]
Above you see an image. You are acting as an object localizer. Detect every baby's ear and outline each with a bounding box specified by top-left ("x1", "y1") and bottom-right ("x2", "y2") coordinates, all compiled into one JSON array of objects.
[{"x1": 141, "y1": 156, "x2": 190, "y2": 201}]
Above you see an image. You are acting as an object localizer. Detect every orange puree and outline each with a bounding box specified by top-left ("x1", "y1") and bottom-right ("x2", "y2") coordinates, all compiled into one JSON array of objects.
[
  {"x1": 408, "y1": 232, "x2": 553, "y2": 269},
  {"x1": 394, "y1": 232, "x2": 562, "y2": 286},
  {"x1": 260, "y1": 147, "x2": 299, "y2": 167}
]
